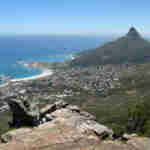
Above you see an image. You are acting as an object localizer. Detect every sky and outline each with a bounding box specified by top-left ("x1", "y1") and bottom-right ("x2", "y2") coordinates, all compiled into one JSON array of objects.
[{"x1": 0, "y1": 0, "x2": 150, "y2": 35}]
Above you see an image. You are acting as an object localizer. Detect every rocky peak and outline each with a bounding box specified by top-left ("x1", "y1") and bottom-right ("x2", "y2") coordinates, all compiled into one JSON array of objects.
[{"x1": 126, "y1": 27, "x2": 141, "y2": 39}]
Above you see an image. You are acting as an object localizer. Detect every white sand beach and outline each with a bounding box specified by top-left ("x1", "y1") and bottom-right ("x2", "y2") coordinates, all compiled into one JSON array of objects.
[
  {"x1": 0, "y1": 82, "x2": 9, "y2": 88},
  {"x1": 11, "y1": 70, "x2": 53, "y2": 82}
]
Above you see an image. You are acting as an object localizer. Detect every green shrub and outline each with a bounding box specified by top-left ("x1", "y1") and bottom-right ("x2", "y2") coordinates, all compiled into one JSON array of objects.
[
  {"x1": 143, "y1": 120, "x2": 150, "y2": 137},
  {"x1": 111, "y1": 124, "x2": 125, "y2": 139},
  {"x1": 127, "y1": 96, "x2": 150, "y2": 136}
]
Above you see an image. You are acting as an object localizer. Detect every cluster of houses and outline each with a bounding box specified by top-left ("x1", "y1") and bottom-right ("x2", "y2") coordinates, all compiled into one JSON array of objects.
[
  {"x1": 0, "y1": 63, "x2": 138, "y2": 112},
  {"x1": 50, "y1": 65, "x2": 121, "y2": 94}
]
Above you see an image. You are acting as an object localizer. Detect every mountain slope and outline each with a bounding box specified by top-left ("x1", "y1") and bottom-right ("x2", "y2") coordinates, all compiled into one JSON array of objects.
[{"x1": 71, "y1": 27, "x2": 150, "y2": 66}]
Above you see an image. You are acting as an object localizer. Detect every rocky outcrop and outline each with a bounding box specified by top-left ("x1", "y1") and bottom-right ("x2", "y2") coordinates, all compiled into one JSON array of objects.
[
  {"x1": 1, "y1": 129, "x2": 150, "y2": 150},
  {"x1": 4, "y1": 93, "x2": 113, "y2": 138},
  {"x1": 0, "y1": 100, "x2": 150, "y2": 150},
  {"x1": 5, "y1": 89, "x2": 40, "y2": 127},
  {"x1": 0, "y1": 122, "x2": 100, "y2": 150},
  {"x1": 40, "y1": 100, "x2": 113, "y2": 138},
  {"x1": 0, "y1": 100, "x2": 114, "y2": 150},
  {"x1": 40, "y1": 100, "x2": 68, "y2": 118}
]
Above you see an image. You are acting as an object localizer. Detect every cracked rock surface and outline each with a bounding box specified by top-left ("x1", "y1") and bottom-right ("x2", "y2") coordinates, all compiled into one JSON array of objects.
[{"x1": 0, "y1": 100, "x2": 150, "y2": 150}]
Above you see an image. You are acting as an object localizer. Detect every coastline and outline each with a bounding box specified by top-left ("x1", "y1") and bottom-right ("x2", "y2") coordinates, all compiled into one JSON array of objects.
[
  {"x1": 0, "y1": 62, "x2": 54, "y2": 87},
  {"x1": 10, "y1": 69, "x2": 53, "y2": 82},
  {"x1": 10, "y1": 61, "x2": 54, "y2": 82},
  {"x1": 0, "y1": 53, "x2": 73, "y2": 86}
]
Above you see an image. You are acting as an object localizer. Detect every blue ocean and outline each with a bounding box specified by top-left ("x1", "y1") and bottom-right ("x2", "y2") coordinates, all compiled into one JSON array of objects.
[{"x1": 0, "y1": 35, "x2": 114, "y2": 82}]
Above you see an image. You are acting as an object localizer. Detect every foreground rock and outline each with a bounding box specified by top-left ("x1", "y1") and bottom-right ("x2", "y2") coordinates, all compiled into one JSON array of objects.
[
  {"x1": 0, "y1": 118, "x2": 150, "y2": 150},
  {"x1": 0, "y1": 100, "x2": 150, "y2": 150},
  {"x1": 5, "y1": 89, "x2": 40, "y2": 127},
  {"x1": 4, "y1": 93, "x2": 113, "y2": 138},
  {"x1": 40, "y1": 100, "x2": 113, "y2": 139},
  {"x1": 0, "y1": 121, "x2": 100, "y2": 150}
]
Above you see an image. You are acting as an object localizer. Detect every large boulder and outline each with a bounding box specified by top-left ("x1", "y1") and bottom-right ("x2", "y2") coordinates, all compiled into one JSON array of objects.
[
  {"x1": 40, "y1": 100, "x2": 113, "y2": 139},
  {"x1": 40, "y1": 100, "x2": 68, "y2": 117},
  {"x1": 6, "y1": 89, "x2": 40, "y2": 127},
  {"x1": 0, "y1": 101, "x2": 150, "y2": 150},
  {"x1": 0, "y1": 99, "x2": 150, "y2": 150}
]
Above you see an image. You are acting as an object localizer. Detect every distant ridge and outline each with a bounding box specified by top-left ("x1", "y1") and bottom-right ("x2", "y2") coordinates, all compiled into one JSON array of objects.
[{"x1": 71, "y1": 27, "x2": 150, "y2": 66}]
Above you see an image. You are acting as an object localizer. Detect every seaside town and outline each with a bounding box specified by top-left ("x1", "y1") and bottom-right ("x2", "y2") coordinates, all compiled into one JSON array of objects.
[
  {"x1": 0, "y1": 61, "x2": 137, "y2": 113},
  {"x1": 50, "y1": 65, "x2": 121, "y2": 93}
]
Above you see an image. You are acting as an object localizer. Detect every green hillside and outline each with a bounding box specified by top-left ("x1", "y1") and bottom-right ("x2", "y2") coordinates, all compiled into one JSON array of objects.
[{"x1": 71, "y1": 27, "x2": 150, "y2": 66}]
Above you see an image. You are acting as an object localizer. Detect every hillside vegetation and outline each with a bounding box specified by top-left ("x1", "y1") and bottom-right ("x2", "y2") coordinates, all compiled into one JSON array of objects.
[
  {"x1": 71, "y1": 27, "x2": 150, "y2": 66},
  {"x1": 64, "y1": 63, "x2": 150, "y2": 137}
]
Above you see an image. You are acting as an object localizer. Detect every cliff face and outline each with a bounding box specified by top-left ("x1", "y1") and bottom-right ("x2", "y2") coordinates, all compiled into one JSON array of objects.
[{"x1": 0, "y1": 100, "x2": 150, "y2": 150}]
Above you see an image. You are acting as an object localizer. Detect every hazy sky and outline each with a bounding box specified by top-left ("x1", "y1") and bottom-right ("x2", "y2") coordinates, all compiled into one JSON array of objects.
[{"x1": 0, "y1": 0, "x2": 149, "y2": 35}]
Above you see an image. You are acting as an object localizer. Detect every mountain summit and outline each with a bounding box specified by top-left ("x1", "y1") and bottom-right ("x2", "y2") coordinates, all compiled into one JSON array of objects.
[
  {"x1": 126, "y1": 27, "x2": 141, "y2": 39},
  {"x1": 71, "y1": 27, "x2": 150, "y2": 66}
]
